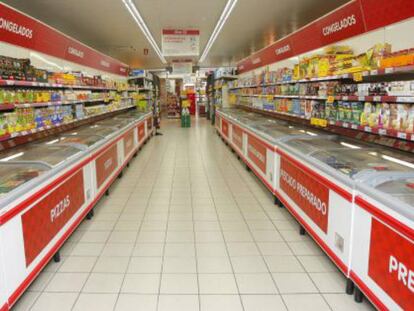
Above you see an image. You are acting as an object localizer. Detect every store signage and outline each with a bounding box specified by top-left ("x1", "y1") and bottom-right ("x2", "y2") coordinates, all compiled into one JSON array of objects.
[
  {"x1": 172, "y1": 61, "x2": 193, "y2": 74},
  {"x1": 67, "y1": 46, "x2": 84, "y2": 59},
  {"x1": 279, "y1": 157, "x2": 329, "y2": 233},
  {"x1": 0, "y1": 3, "x2": 128, "y2": 75},
  {"x1": 123, "y1": 129, "x2": 135, "y2": 157},
  {"x1": 232, "y1": 124, "x2": 243, "y2": 150},
  {"x1": 368, "y1": 218, "x2": 414, "y2": 310},
  {"x1": 96, "y1": 145, "x2": 118, "y2": 188},
  {"x1": 0, "y1": 17, "x2": 33, "y2": 39},
  {"x1": 237, "y1": 0, "x2": 413, "y2": 74},
  {"x1": 21, "y1": 170, "x2": 85, "y2": 266},
  {"x1": 162, "y1": 29, "x2": 200, "y2": 56},
  {"x1": 222, "y1": 119, "x2": 229, "y2": 138},
  {"x1": 247, "y1": 134, "x2": 267, "y2": 174},
  {"x1": 137, "y1": 123, "x2": 145, "y2": 142}
]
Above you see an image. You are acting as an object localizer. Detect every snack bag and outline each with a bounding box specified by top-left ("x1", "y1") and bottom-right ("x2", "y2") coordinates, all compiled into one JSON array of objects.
[
  {"x1": 397, "y1": 104, "x2": 410, "y2": 132},
  {"x1": 351, "y1": 102, "x2": 363, "y2": 124},
  {"x1": 368, "y1": 104, "x2": 380, "y2": 128},
  {"x1": 379, "y1": 103, "x2": 391, "y2": 129},
  {"x1": 389, "y1": 104, "x2": 399, "y2": 130},
  {"x1": 360, "y1": 102, "x2": 372, "y2": 126}
]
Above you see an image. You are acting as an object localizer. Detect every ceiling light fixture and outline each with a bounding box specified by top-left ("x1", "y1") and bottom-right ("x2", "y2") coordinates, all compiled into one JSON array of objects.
[
  {"x1": 122, "y1": 0, "x2": 167, "y2": 64},
  {"x1": 199, "y1": 0, "x2": 238, "y2": 63}
]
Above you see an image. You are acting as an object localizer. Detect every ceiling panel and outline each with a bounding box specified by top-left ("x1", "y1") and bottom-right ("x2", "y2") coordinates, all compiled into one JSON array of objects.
[{"x1": 2, "y1": 0, "x2": 350, "y2": 69}]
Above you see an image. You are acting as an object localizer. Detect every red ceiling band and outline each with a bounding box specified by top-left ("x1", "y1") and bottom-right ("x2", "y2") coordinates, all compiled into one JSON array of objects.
[
  {"x1": 0, "y1": 3, "x2": 129, "y2": 76},
  {"x1": 237, "y1": 0, "x2": 414, "y2": 74}
]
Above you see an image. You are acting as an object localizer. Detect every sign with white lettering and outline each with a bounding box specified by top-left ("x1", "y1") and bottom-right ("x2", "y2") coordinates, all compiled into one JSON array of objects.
[
  {"x1": 279, "y1": 157, "x2": 329, "y2": 233},
  {"x1": 96, "y1": 145, "x2": 118, "y2": 188},
  {"x1": 162, "y1": 29, "x2": 199, "y2": 56},
  {"x1": 21, "y1": 170, "x2": 85, "y2": 266},
  {"x1": 368, "y1": 219, "x2": 414, "y2": 310},
  {"x1": 247, "y1": 134, "x2": 267, "y2": 174}
]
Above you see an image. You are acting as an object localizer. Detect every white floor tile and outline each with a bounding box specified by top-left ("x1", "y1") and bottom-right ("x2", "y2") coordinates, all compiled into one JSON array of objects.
[
  {"x1": 160, "y1": 274, "x2": 198, "y2": 294},
  {"x1": 282, "y1": 294, "x2": 331, "y2": 311},
  {"x1": 242, "y1": 295, "x2": 287, "y2": 311},
  {"x1": 121, "y1": 274, "x2": 160, "y2": 294},
  {"x1": 45, "y1": 273, "x2": 88, "y2": 292},
  {"x1": 158, "y1": 295, "x2": 199, "y2": 311},
  {"x1": 199, "y1": 274, "x2": 238, "y2": 294},
  {"x1": 83, "y1": 273, "x2": 124, "y2": 293},
  {"x1": 30, "y1": 292, "x2": 78, "y2": 311},
  {"x1": 235, "y1": 273, "x2": 278, "y2": 294},
  {"x1": 72, "y1": 293, "x2": 117, "y2": 311},
  {"x1": 127, "y1": 257, "x2": 162, "y2": 273},
  {"x1": 200, "y1": 295, "x2": 243, "y2": 311},
  {"x1": 273, "y1": 273, "x2": 318, "y2": 294},
  {"x1": 115, "y1": 294, "x2": 157, "y2": 311}
]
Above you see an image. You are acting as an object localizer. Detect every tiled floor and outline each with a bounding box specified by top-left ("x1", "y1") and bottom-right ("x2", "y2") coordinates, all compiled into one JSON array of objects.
[{"x1": 13, "y1": 118, "x2": 376, "y2": 311}]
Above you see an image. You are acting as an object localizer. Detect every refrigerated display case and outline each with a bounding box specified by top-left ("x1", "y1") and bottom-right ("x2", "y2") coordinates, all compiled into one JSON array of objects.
[
  {"x1": 351, "y1": 172, "x2": 414, "y2": 311},
  {"x1": 0, "y1": 144, "x2": 84, "y2": 168},
  {"x1": 216, "y1": 106, "x2": 414, "y2": 310},
  {"x1": 0, "y1": 163, "x2": 50, "y2": 198}
]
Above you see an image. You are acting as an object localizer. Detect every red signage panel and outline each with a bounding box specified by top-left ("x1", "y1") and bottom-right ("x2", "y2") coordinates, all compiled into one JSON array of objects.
[
  {"x1": 137, "y1": 123, "x2": 145, "y2": 142},
  {"x1": 279, "y1": 157, "x2": 329, "y2": 233},
  {"x1": 96, "y1": 144, "x2": 118, "y2": 188},
  {"x1": 222, "y1": 119, "x2": 229, "y2": 138},
  {"x1": 232, "y1": 124, "x2": 243, "y2": 150},
  {"x1": 237, "y1": 0, "x2": 413, "y2": 74},
  {"x1": 123, "y1": 129, "x2": 134, "y2": 157},
  {"x1": 21, "y1": 170, "x2": 85, "y2": 266},
  {"x1": 368, "y1": 218, "x2": 414, "y2": 311},
  {"x1": 360, "y1": 0, "x2": 414, "y2": 31},
  {"x1": 0, "y1": 3, "x2": 128, "y2": 75},
  {"x1": 247, "y1": 134, "x2": 267, "y2": 174}
]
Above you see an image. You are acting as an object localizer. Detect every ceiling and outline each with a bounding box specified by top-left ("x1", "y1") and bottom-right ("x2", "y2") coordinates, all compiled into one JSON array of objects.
[{"x1": 3, "y1": 0, "x2": 349, "y2": 69}]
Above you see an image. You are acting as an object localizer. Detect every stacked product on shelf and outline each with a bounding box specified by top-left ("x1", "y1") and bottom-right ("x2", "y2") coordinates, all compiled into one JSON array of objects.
[
  {"x1": 229, "y1": 44, "x2": 414, "y2": 144},
  {"x1": 0, "y1": 56, "x2": 134, "y2": 139}
]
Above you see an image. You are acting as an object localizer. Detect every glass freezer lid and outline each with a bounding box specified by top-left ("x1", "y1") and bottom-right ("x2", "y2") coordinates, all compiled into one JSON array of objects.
[
  {"x1": 374, "y1": 178, "x2": 414, "y2": 207},
  {"x1": 95, "y1": 119, "x2": 131, "y2": 129},
  {"x1": 0, "y1": 163, "x2": 49, "y2": 197},
  {"x1": 41, "y1": 133, "x2": 105, "y2": 147},
  {"x1": 310, "y1": 149, "x2": 414, "y2": 178},
  {"x1": 283, "y1": 135, "x2": 370, "y2": 155},
  {"x1": 66, "y1": 125, "x2": 116, "y2": 138},
  {"x1": 0, "y1": 143, "x2": 82, "y2": 167}
]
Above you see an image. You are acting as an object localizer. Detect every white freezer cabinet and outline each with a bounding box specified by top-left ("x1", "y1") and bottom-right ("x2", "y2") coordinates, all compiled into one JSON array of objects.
[
  {"x1": 351, "y1": 173, "x2": 414, "y2": 311},
  {"x1": 216, "y1": 108, "x2": 414, "y2": 310},
  {"x1": 0, "y1": 110, "x2": 152, "y2": 310}
]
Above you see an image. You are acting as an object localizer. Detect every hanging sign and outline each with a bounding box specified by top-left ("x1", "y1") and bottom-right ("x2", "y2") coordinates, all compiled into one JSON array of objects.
[
  {"x1": 162, "y1": 29, "x2": 200, "y2": 56},
  {"x1": 172, "y1": 60, "x2": 193, "y2": 74}
]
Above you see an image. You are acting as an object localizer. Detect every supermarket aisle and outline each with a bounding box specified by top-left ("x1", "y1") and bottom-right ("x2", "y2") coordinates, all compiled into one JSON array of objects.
[{"x1": 13, "y1": 118, "x2": 375, "y2": 311}]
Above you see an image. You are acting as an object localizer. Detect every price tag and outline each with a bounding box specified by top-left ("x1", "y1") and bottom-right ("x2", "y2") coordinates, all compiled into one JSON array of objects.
[
  {"x1": 310, "y1": 118, "x2": 328, "y2": 127},
  {"x1": 373, "y1": 96, "x2": 381, "y2": 102},
  {"x1": 385, "y1": 67, "x2": 394, "y2": 74},
  {"x1": 327, "y1": 96, "x2": 335, "y2": 103},
  {"x1": 342, "y1": 96, "x2": 348, "y2": 101},
  {"x1": 371, "y1": 69, "x2": 378, "y2": 75},
  {"x1": 364, "y1": 126, "x2": 372, "y2": 132},
  {"x1": 397, "y1": 132, "x2": 407, "y2": 140},
  {"x1": 351, "y1": 124, "x2": 358, "y2": 130},
  {"x1": 378, "y1": 128, "x2": 387, "y2": 135},
  {"x1": 358, "y1": 96, "x2": 365, "y2": 101},
  {"x1": 342, "y1": 122, "x2": 349, "y2": 128},
  {"x1": 353, "y1": 72, "x2": 363, "y2": 82}
]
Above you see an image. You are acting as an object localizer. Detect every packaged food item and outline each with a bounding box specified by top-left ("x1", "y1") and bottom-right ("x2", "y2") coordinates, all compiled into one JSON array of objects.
[
  {"x1": 389, "y1": 104, "x2": 399, "y2": 130},
  {"x1": 397, "y1": 104, "x2": 411, "y2": 132},
  {"x1": 325, "y1": 101, "x2": 338, "y2": 121},
  {"x1": 351, "y1": 102, "x2": 363, "y2": 124},
  {"x1": 378, "y1": 103, "x2": 391, "y2": 129}
]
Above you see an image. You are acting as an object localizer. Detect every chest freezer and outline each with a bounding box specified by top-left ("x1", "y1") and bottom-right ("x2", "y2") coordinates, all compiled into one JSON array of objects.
[
  {"x1": 351, "y1": 171, "x2": 414, "y2": 311},
  {"x1": 0, "y1": 143, "x2": 84, "y2": 168}
]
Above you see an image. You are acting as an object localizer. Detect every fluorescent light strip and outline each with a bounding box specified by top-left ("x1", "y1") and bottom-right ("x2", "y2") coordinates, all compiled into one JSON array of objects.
[
  {"x1": 122, "y1": 0, "x2": 167, "y2": 64},
  {"x1": 199, "y1": 0, "x2": 238, "y2": 63},
  {"x1": 0, "y1": 152, "x2": 24, "y2": 162},
  {"x1": 340, "y1": 142, "x2": 361, "y2": 149},
  {"x1": 382, "y1": 155, "x2": 414, "y2": 169}
]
